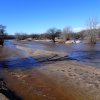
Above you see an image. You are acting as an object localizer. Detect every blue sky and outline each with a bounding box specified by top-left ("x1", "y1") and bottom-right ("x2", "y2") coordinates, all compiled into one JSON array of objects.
[{"x1": 0, "y1": 0, "x2": 100, "y2": 34}]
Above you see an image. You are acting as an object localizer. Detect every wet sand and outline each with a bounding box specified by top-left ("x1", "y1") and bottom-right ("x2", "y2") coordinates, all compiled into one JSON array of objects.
[{"x1": 0, "y1": 45, "x2": 100, "y2": 100}]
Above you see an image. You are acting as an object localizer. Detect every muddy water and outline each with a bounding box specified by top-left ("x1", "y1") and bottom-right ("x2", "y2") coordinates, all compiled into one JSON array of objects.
[
  {"x1": 0, "y1": 64, "x2": 97, "y2": 100},
  {"x1": 4, "y1": 40, "x2": 100, "y2": 67},
  {"x1": 0, "y1": 40, "x2": 98, "y2": 100},
  {"x1": 0, "y1": 43, "x2": 75, "y2": 100},
  {"x1": 0, "y1": 68, "x2": 92, "y2": 100},
  {"x1": 20, "y1": 40, "x2": 100, "y2": 67}
]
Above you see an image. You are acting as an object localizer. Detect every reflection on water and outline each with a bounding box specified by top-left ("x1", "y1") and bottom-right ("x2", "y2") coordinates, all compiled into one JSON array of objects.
[
  {"x1": 0, "y1": 57, "x2": 38, "y2": 69},
  {"x1": 4, "y1": 40, "x2": 16, "y2": 47},
  {"x1": 3, "y1": 40, "x2": 100, "y2": 67},
  {"x1": 70, "y1": 51, "x2": 100, "y2": 67},
  {"x1": 1, "y1": 41, "x2": 99, "y2": 100},
  {"x1": 0, "y1": 41, "x2": 38, "y2": 69},
  {"x1": 20, "y1": 41, "x2": 100, "y2": 67}
]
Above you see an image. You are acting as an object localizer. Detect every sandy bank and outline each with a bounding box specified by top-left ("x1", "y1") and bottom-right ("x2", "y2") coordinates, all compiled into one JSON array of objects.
[{"x1": 16, "y1": 45, "x2": 66, "y2": 59}]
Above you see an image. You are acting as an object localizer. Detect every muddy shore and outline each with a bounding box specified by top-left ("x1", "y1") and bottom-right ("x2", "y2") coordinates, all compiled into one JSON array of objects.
[{"x1": 0, "y1": 45, "x2": 100, "y2": 100}]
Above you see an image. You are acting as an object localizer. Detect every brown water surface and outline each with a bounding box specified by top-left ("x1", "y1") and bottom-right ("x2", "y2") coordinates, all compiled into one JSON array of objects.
[{"x1": 0, "y1": 40, "x2": 99, "y2": 100}]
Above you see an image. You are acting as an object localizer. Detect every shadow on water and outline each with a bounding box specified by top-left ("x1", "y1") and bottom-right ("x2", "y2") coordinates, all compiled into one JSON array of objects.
[
  {"x1": 0, "y1": 41, "x2": 100, "y2": 68},
  {"x1": 23, "y1": 41, "x2": 100, "y2": 67},
  {"x1": 0, "y1": 78, "x2": 22, "y2": 100},
  {"x1": 69, "y1": 50, "x2": 100, "y2": 67},
  {"x1": 0, "y1": 57, "x2": 38, "y2": 69},
  {"x1": 0, "y1": 55, "x2": 77, "y2": 69},
  {"x1": 35, "y1": 54, "x2": 77, "y2": 64}
]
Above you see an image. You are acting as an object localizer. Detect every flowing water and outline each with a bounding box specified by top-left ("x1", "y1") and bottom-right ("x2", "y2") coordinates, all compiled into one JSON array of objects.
[
  {"x1": 0, "y1": 40, "x2": 38, "y2": 69},
  {"x1": 20, "y1": 40, "x2": 100, "y2": 67},
  {"x1": 0, "y1": 40, "x2": 100, "y2": 100},
  {"x1": 1, "y1": 40, "x2": 100, "y2": 68}
]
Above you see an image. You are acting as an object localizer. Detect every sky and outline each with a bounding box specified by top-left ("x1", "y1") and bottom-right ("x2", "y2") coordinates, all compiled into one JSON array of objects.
[{"x1": 0, "y1": 0, "x2": 100, "y2": 34}]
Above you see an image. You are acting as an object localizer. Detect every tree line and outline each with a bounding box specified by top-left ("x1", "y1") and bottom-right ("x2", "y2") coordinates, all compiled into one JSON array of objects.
[{"x1": 0, "y1": 18, "x2": 100, "y2": 44}]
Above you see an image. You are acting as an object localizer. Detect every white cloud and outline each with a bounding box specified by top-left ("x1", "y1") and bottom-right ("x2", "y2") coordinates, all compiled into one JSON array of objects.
[
  {"x1": 73, "y1": 27, "x2": 85, "y2": 32},
  {"x1": 73, "y1": 23, "x2": 100, "y2": 32},
  {"x1": 97, "y1": 24, "x2": 100, "y2": 28}
]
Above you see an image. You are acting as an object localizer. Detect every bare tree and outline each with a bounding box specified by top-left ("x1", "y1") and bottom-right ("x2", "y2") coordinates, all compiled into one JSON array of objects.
[
  {"x1": 15, "y1": 33, "x2": 27, "y2": 40},
  {"x1": 46, "y1": 28, "x2": 61, "y2": 43},
  {"x1": 97, "y1": 27, "x2": 100, "y2": 39},
  {"x1": 0, "y1": 25, "x2": 6, "y2": 46},
  {"x1": 0, "y1": 25, "x2": 6, "y2": 35},
  {"x1": 76, "y1": 30, "x2": 86, "y2": 40},
  {"x1": 62, "y1": 26, "x2": 72, "y2": 42},
  {"x1": 15, "y1": 33, "x2": 22, "y2": 40},
  {"x1": 30, "y1": 33, "x2": 40, "y2": 39},
  {"x1": 86, "y1": 18, "x2": 99, "y2": 44}
]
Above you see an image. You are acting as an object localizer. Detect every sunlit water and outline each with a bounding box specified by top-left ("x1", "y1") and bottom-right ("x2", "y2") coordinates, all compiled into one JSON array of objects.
[
  {"x1": 20, "y1": 40, "x2": 100, "y2": 67},
  {"x1": 1, "y1": 40, "x2": 99, "y2": 100},
  {"x1": 0, "y1": 40, "x2": 38, "y2": 69},
  {"x1": 3, "y1": 40, "x2": 100, "y2": 67}
]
